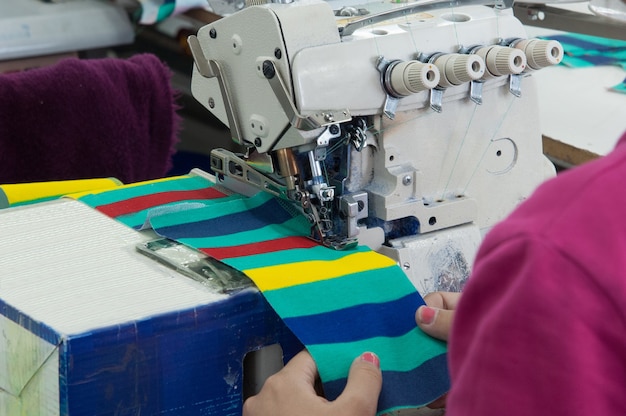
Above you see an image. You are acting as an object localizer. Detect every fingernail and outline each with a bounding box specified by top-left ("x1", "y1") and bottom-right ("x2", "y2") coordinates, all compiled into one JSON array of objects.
[
  {"x1": 418, "y1": 306, "x2": 437, "y2": 325},
  {"x1": 361, "y1": 352, "x2": 380, "y2": 368}
]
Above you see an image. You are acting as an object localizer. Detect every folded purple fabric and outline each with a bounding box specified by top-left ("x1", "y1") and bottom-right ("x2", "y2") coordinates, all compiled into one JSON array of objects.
[{"x1": 0, "y1": 54, "x2": 180, "y2": 184}]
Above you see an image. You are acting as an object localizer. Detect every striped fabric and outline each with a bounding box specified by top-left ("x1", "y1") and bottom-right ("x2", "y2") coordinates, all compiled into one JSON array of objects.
[
  {"x1": 0, "y1": 177, "x2": 121, "y2": 209},
  {"x1": 75, "y1": 175, "x2": 450, "y2": 414},
  {"x1": 72, "y1": 174, "x2": 242, "y2": 229}
]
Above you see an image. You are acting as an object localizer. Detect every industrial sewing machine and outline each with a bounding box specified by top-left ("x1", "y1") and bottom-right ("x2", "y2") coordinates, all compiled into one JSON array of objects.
[
  {"x1": 187, "y1": 0, "x2": 562, "y2": 294},
  {"x1": 0, "y1": 2, "x2": 568, "y2": 415}
]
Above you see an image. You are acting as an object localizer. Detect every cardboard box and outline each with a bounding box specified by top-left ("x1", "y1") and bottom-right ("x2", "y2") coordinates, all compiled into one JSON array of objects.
[{"x1": 0, "y1": 199, "x2": 301, "y2": 415}]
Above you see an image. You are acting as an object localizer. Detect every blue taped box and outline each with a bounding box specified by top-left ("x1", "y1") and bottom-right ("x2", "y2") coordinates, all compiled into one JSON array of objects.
[{"x1": 0, "y1": 199, "x2": 301, "y2": 415}]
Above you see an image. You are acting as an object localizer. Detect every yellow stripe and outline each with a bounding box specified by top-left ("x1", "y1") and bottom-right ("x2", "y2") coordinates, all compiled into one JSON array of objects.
[
  {"x1": 244, "y1": 250, "x2": 397, "y2": 292},
  {"x1": 67, "y1": 175, "x2": 187, "y2": 199},
  {"x1": 0, "y1": 178, "x2": 122, "y2": 205}
]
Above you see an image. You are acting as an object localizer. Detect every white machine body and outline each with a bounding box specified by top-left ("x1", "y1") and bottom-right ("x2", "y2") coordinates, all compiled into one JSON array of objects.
[{"x1": 189, "y1": 0, "x2": 561, "y2": 294}]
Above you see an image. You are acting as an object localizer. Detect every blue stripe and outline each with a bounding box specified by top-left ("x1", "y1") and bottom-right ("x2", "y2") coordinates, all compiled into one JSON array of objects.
[
  {"x1": 283, "y1": 292, "x2": 423, "y2": 345},
  {"x1": 323, "y1": 353, "x2": 450, "y2": 412},
  {"x1": 155, "y1": 197, "x2": 294, "y2": 239},
  {"x1": 119, "y1": 197, "x2": 243, "y2": 230}
]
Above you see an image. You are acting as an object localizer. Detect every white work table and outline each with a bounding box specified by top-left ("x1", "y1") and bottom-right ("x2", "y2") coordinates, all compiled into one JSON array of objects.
[
  {"x1": 533, "y1": 63, "x2": 625, "y2": 166},
  {"x1": 524, "y1": 8, "x2": 626, "y2": 167}
]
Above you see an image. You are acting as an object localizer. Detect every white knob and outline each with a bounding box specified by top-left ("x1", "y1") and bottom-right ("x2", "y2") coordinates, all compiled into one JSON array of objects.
[
  {"x1": 514, "y1": 39, "x2": 564, "y2": 70},
  {"x1": 476, "y1": 45, "x2": 527, "y2": 77},
  {"x1": 433, "y1": 53, "x2": 485, "y2": 88},
  {"x1": 389, "y1": 61, "x2": 440, "y2": 96}
]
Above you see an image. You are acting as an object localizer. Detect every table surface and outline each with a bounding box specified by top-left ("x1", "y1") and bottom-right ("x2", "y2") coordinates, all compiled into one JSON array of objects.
[{"x1": 524, "y1": 6, "x2": 626, "y2": 167}]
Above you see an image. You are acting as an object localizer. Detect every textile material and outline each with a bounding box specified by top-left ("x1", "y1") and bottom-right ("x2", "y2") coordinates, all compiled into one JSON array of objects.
[
  {"x1": 0, "y1": 54, "x2": 180, "y2": 184},
  {"x1": 73, "y1": 175, "x2": 242, "y2": 230},
  {"x1": 542, "y1": 33, "x2": 626, "y2": 93},
  {"x1": 611, "y1": 77, "x2": 626, "y2": 93},
  {"x1": 74, "y1": 174, "x2": 450, "y2": 415},
  {"x1": 0, "y1": 177, "x2": 121, "y2": 209},
  {"x1": 133, "y1": 0, "x2": 208, "y2": 24},
  {"x1": 446, "y1": 132, "x2": 626, "y2": 415}
]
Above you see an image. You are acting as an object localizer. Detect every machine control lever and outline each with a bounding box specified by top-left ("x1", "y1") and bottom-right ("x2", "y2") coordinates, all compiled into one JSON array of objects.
[{"x1": 188, "y1": 35, "x2": 245, "y2": 145}]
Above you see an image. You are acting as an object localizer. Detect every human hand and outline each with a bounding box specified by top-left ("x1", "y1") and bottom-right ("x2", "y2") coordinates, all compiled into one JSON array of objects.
[
  {"x1": 415, "y1": 291, "x2": 460, "y2": 409},
  {"x1": 242, "y1": 349, "x2": 382, "y2": 416},
  {"x1": 415, "y1": 291, "x2": 461, "y2": 341}
]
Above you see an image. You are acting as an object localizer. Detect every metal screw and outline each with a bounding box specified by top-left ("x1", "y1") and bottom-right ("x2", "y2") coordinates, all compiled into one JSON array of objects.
[
  {"x1": 208, "y1": 97, "x2": 215, "y2": 108},
  {"x1": 254, "y1": 137, "x2": 262, "y2": 147},
  {"x1": 209, "y1": 28, "x2": 217, "y2": 39},
  {"x1": 262, "y1": 60, "x2": 275, "y2": 79},
  {"x1": 402, "y1": 175, "x2": 412, "y2": 186},
  {"x1": 329, "y1": 124, "x2": 339, "y2": 134},
  {"x1": 274, "y1": 48, "x2": 282, "y2": 59}
]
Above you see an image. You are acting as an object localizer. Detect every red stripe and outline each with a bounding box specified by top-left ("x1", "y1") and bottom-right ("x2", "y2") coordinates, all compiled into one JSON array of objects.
[
  {"x1": 200, "y1": 236, "x2": 318, "y2": 260},
  {"x1": 96, "y1": 188, "x2": 227, "y2": 217}
]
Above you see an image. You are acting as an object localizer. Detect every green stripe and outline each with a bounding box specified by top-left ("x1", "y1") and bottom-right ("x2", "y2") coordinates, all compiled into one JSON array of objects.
[
  {"x1": 177, "y1": 216, "x2": 310, "y2": 249},
  {"x1": 115, "y1": 196, "x2": 245, "y2": 229},
  {"x1": 263, "y1": 265, "x2": 414, "y2": 318},
  {"x1": 150, "y1": 192, "x2": 274, "y2": 229},
  {"x1": 225, "y1": 245, "x2": 370, "y2": 270},
  {"x1": 78, "y1": 176, "x2": 210, "y2": 207},
  {"x1": 309, "y1": 329, "x2": 447, "y2": 382}
]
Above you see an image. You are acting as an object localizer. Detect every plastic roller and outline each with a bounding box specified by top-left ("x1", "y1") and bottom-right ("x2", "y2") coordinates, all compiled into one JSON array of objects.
[
  {"x1": 387, "y1": 60, "x2": 441, "y2": 97},
  {"x1": 512, "y1": 39, "x2": 564, "y2": 70},
  {"x1": 432, "y1": 53, "x2": 486, "y2": 88},
  {"x1": 474, "y1": 45, "x2": 527, "y2": 78}
]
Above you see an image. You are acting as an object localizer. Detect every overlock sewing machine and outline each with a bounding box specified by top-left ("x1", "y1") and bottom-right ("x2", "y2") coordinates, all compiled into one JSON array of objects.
[
  {"x1": 188, "y1": 0, "x2": 562, "y2": 294},
  {"x1": 0, "y1": 1, "x2": 567, "y2": 415}
]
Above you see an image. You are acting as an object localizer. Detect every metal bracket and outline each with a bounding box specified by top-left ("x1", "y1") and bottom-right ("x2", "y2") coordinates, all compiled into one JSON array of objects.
[
  {"x1": 470, "y1": 80, "x2": 483, "y2": 105},
  {"x1": 513, "y1": 2, "x2": 626, "y2": 41},
  {"x1": 509, "y1": 74, "x2": 522, "y2": 97},
  {"x1": 210, "y1": 148, "x2": 287, "y2": 198},
  {"x1": 188, "y1": 35, "x2": 245, "y2": 145},
  {"x1": 339, "y1": 192, "x2": 369, "y2": 239},
  {"x1": 261, "y1": 60, "x2": 352, "y2": 131},
  {"x1": 376, "y1": 56, "x2": 404, "y2": 119},
  {"x1": 430, "y1": 88, "x2": 444, "y2": 113},
  {"x1": 340, "y1": 0, "x2": 514, "y2": 36}
]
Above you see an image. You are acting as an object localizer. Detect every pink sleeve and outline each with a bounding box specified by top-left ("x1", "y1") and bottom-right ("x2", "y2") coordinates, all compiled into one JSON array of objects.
[{"x1": 445, "y1": 235, "x2": 626, "y2": 415}]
